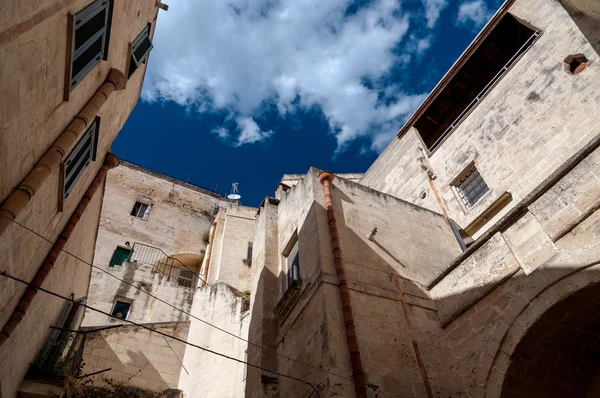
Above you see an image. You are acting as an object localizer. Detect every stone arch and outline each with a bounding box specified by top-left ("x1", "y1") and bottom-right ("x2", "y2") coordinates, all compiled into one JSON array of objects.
[{"x1": 486, "y1": 263, "x2": 600, "y2": 398}]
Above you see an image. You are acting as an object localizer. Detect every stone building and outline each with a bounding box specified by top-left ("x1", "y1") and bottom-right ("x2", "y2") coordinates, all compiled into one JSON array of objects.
[
  {"x1": 244, "y1": 0, "x2": 600, "y2": 397},
  {"x1": 79, "y1": 161, "x2": 254, "y2": 396},
  {"x1": 0, "y1": 1, "x2": 165, "y2": 397}
]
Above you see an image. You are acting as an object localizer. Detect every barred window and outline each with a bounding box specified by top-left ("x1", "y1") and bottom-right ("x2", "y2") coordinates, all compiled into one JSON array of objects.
[
  {"x1": 63, "y1": 117, "x2": 99, "y2": 199},
  {"x1": 454, "y1": 166, "x2": 488, "y2": 209},
  {"x1": 177, "y1": 269, "x2": 194, "y2": 288}
]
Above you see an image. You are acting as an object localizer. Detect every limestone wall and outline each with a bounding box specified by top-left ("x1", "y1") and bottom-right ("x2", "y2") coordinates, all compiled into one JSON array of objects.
[
  {"x1": 81, "y1": 322, "x2": 189, "y2": 392},
  {"x1": 207, "y1": 205, "x2": 256, "y2": 292},
  {"x1": 0, "y1": 1, "x2": 159, "y2": 396},
  {"x1": 178, "y1": 283, "x2": 249, "y2": 398},
  {"x1": 361, "y1": 0, "x2": 600, "y2": 239}
]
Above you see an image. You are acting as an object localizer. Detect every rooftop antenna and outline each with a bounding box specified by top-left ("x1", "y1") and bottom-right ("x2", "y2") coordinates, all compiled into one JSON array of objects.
[
  {"x1": 187, "y1": 172, "x2": 192, "y2": 183},
  {"x1": 121, "y1": 148, "x2": 128, "y2": 160},
  {"x1": 227, "y1": 182, "x2": 241, "y2": 202}
]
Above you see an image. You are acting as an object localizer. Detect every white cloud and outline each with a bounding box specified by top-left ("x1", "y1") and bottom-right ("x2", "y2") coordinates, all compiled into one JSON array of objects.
[
  {"x1": 211, "y1": 126, "x2": 230, "y2": 141},
  {"x1": 234, "y1": 117, "x2": 273, "y2": 146},
  {"x1": 143, "y1": 0, "x2": 430, "y2": 152},
  {"x1": 456, "y1": 0, "x2": 491, "y2": 28},
  {"x1": 422, "y1": 0, "x2": 448, "y2": 28}
]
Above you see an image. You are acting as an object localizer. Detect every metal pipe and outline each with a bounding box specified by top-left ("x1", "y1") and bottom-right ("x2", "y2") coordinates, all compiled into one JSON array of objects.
[
  {"x1": 318, "y1": 171, "x2": 367, "y2": 398},
  {"x1": 0, "y1": 153, "x2": 120, "y2": 347},
  {"x1": 0, "y1": 69, "x2": 126, "y2": 236},
  {"x1": 201, "y1": 220, "x2": 218, "y2": 287}
]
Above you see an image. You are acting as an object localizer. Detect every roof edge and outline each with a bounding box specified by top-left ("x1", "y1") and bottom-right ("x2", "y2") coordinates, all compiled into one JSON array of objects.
[{"x1": 395, "y1": 0, "x2": 517, "y2": 140}]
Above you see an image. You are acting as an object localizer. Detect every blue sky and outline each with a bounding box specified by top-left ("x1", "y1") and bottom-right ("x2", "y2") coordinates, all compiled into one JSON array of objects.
[{"x1": 113, "y1": 0, "x2": 501, "y2": 207}]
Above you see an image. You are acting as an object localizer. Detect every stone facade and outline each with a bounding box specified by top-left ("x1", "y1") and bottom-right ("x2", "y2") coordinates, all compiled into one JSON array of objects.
[
  {"x1": 244, "y1": 0, "x2": 600, "y2": 397},
  {"x1": 0, "y1": 1, "x2": 161, "y2": 397}
]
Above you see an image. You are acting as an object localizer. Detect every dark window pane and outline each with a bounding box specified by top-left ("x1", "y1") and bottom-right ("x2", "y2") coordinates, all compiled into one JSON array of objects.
[
  {"x1": 72, "y1": 37, "x2": 103, "y2": 79},
  {"x1": 111, "y1": 301, "x2": 130, "y2": 319},
  {"x1": 134, "y1": 37, "x2": 152, "y2": 62},
  {"x1": 128, "y1": 55, "x2": 138, "y2": 78},
  {"x1": 75, "y1": 9, "x2": 106, "y2": 50},
  {"x1": 131, "y1": 202, "x2": 141, "y2": 216},
  {"x1": 138, "y1": 204, "x2": 148, "y2": 218}
]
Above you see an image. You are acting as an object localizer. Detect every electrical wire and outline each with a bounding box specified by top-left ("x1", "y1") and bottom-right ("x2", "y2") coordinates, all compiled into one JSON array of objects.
[
  {"x1": 0, "y1": 213, "x2": 351, "y2": 382},
  {"x1": 0, "y1": 270, "x2": 319, "y2": 397}
]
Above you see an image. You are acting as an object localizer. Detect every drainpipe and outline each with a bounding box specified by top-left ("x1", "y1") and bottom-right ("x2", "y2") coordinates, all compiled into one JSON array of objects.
[
  {"x1": 318, "y1": 171, "x2": 367, "y2": 398},
  {"x1": 0, "y1": 68, "x2": 126, "y2": 236},
  {"x1": 201, "y1": 221, "x2": 217, "y2": 287},
  {"x1": 0, "y1": 153, "x2": 120, "y2": 347}
]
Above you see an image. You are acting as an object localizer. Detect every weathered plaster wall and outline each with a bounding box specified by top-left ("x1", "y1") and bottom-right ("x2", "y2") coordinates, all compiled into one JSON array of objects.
[
  {"x1": 82, "y1": 322, "x2": 189, "y2": 392},
  {"x1": 361, "y1": 0, "x2": 600, "y2": 239},
  {"x1": 0, "y1": 1, "x2": 158, "y2": 396},
  {"x1": 207, "y1": 205, "x2": 256, "y2": 292},
  {"x1": 178, "y1": 283, "x2": 249, "y2": 398}
]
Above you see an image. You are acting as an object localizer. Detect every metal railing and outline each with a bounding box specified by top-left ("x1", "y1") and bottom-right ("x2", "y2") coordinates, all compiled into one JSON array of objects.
[
  {"x1": 28, "y1": 329, "x2": 85, "y2": 381},
  {"x1": 129, "y1": 242, "x2": 201, "y2": 288},
  {"x1": 429, "y1": 30, "x2": 541, "y2": 151}
]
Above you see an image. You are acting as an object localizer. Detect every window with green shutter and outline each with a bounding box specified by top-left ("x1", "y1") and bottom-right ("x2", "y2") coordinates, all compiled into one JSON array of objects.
[
  {"x1": 128, "y1": 24, "x2": 153, "y2": 78},
  {"x1": 109, "y1": 247, "x2": 131, "y2": 267}
]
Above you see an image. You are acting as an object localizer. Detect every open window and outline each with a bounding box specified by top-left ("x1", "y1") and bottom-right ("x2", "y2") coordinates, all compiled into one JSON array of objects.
[
  {"x1": 128, "y1": 24, "x2": 153, "y2": 78},
  {"x1": 111, "y1": 298, "x2": 132, "y2": 320},
  {"x1": 286, "y1": 240, "x2": 300, "y2": 288},
  {"x1": 109, "y1": 246, "x2": 131, "y2": 267},
  {"x1": 69, "y1": 0, "x2": 113, "y2": 91},
  {"x1": 414, "y1": 14, "x2": 539, "y2": 151},
  {"x1": 131, "y1": 198, "x2": 151, "y2": 219},
  {"x1": 63, "y1": 117, "x2": 99, "y2": 200}
]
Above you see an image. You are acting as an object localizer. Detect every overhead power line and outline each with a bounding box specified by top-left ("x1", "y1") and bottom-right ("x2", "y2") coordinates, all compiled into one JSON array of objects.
[
  {"x1": 0, "y1": 214, "x2": 351, "y2": 382},
  {"x1": 0, "y1": 270, "x2": 319, "y2": 397}
]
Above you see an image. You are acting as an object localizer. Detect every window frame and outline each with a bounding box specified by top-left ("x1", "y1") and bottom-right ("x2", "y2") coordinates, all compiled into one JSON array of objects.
[
  {"x1": 451, "y1": 164, "x2": 490, "y2": 211},
  {"x1": 68, "y1": 0, "x2": 113, "y2": 92},
  {"x1": 127, "y1": 24, "x2": 153, "y2": 79},
  {"x1": 62, "y1": 117, "x2": 100, "y2": 200},
  {"x1": 110, "y1": 298, "x2": 132, "y2": 320},
  {"x1": 285, "y1": 240, "x2": 300, "y2": 289},
  {"x1": 109, "y1": 246, "x2": 132, "y2": 267},
  {"x1": 130, "y1": 201, "x2": 149, "y2": 219},
  {"x1": 177, "y1": 269, "x2": 195, "y2": 288}
]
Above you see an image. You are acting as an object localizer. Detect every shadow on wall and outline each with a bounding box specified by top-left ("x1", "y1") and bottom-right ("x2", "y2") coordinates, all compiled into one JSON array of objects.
[
  {"x1": 82, "y1": 324, "x2": 186, "y2": 392},
  {"x1": 245, "y1": 175, "x2": 600, "y2": 397},
  {"x1": 561, "y1": 2, "x2": 600, "y2": 57}
]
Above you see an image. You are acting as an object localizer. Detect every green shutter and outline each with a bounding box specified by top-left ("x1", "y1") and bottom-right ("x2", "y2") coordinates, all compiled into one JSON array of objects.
[{"x1": 109, "y1": 247, "x2": 131, "y2": 267}]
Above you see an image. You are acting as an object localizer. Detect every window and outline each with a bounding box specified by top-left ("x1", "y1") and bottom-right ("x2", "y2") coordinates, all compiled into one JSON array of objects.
[
  {"x1": 414, "y1": 14, "x2": 538, "y2": 151},
  {"x1": 453, "y1": 166, "x2": 489, "y2": 209},
  {"x1": 109, "y1": 246, "x2": 131, "y2": 267},
  {"x1": 244, "y1": 242, "x2": 253, "y2": 266},
  {"x1": 63, "y1": 117, "x2": 99, "y2": 199},
  {"x1": 131, "y1": 202, "x2": 149, "y2": 218},
  {"x1": 111, "y1": 299, "x2": 131, "y2": 320},
  {"x1": 128, "y1": 24, "x2": 153, "y2": 78},
  {"x1": 70, "y1": 0, "x2": 113, "y2": 90},
  {"x1": 286, "y1": 241, "x2": 300, "y2": 288},
  {"x1": 177, "y1": 269, "x2": 194, "y2": 288}
]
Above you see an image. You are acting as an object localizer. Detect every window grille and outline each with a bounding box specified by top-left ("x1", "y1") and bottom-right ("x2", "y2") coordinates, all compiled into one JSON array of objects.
[
  {"x1": 109, "y1": 247, "x2": 131, "y2": 267},
  {"x1": 455, "y1": 167, "x2": 489, "y2": 209},
  {"x1": 128, "y1": 24, "x2": 153, "y2": 78},
  {"x1": 111, "y1": 300, "x2": 131, "y2": 319},
  {"x1": 70, "y1": 0, "x2": 112, "y2": 90},
  {"x1": 131, "y1": 202, "x2": 149, "y2": 218},
  {"x1": 177, "y1": 269, "x2": 194, "y2": 288},
  {"x1": 63, "y1": 117, "x2": 99, "y2": 199}
]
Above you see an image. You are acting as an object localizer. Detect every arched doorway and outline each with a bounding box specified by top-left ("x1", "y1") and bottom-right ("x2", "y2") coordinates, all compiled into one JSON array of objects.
[{"x1": 500, "y1": 282, "x2": 600, "y2": 397}]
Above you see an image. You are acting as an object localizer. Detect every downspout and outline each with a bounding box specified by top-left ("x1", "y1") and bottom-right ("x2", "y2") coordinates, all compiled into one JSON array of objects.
[
  {"x1": 0, "y1": 153, "x2": 120, "y2": 347},
  {"x1": 0, "y1": 68, "x2": 126, "y2": 236},
  {"x1": 318, "y1": 171, "x2": 367, "y2": 398},
  {"x1": 201, "y1": 221, "x2": 217, "y2": 287}
]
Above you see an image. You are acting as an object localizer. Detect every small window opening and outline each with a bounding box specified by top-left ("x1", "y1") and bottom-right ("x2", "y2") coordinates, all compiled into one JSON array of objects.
[
  {"x1": 244, "y1": 242, "x2": 253, "y2": 266},
  {"x1": 414, "y1": 14, "x2": 538, "y2": 150},
  {"x1": 286, "y1": 241, "x2": 300, "y2": 288},
  {"x1": 70, "y1": 0, "x2": 113, "y2": 90},
  {"x1": 109, "y1": 246, "x2": 131, "y2": 267},
  {"x1": 177, "y1": 269, "x2": 194, "y2": 288},
  {"x1": 63, "y1": 117, "x2": 99, "y2": 199},
  {"x1": 453, "y1": 165, "x2": 489, "y2": 209},
  {"x1": 128, "y1": 24, "x2": 153, "y2": 78},
  {"x1": 111, "y1": 300, "x2": 131, "y2": 319},
  {"x1": 131, "y1": 202, "x2": 149, "y2": 218},
  {"x1": 564, "y1": 54, "x2": 588, "y2": 75}
]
